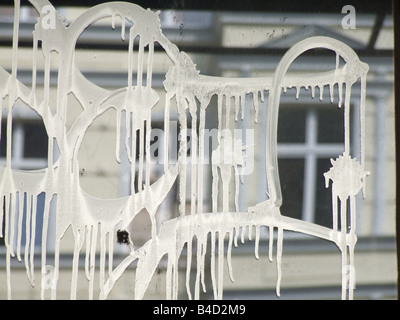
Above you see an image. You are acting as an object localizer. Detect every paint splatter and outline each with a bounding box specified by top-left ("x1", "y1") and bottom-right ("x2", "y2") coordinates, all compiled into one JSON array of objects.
[{"x1": 0, "y1": 0, "x2": 369, "y2": 300}]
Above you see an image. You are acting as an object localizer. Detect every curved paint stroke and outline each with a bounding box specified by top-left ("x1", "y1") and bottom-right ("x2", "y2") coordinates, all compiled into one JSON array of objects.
[{"x1": 0, "y1": 0, "x2": 369, "y2": 300}]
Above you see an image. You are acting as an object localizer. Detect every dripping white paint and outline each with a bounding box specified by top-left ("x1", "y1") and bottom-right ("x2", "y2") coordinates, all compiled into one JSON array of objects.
[{"x1": 0, "y1": 0, "x2": 369, "y2": 300}]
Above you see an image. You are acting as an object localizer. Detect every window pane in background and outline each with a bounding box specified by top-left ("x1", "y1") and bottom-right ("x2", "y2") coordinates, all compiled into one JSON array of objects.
[
  {"x1": 278, "y1": 107, "x2": 306, "y2": 143},
  {"x1": 317, "y1": 107, "x2": 344, "y2": 143},
  {"x1": 315, "y1": 157, "x2": 334, "y2": 228},
  {"x1": 279, "y1": 158, "x2": 304, "y2": 220},
  {"x1": 24, "y1": 123, "x2": 48, "y2": 158},
  {"x1": 0, "y1": 120, "x2": 6, "y2": 157}
]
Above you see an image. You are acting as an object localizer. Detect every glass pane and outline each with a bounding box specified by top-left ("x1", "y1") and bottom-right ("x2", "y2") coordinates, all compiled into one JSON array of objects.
[
  {"x1": 279, "y1": 158, "x2": 304, "y2": 220},
  {"x1": 317, "y1": 107, "x2": 344, "y2": 143},
  {"x1": 0, "y1": 120, "x2": 6, "y2": 158},
  {"x1": 278, "y1": 106, "x2": 306, "y2": 143},
  {"x1": 315, "y1": 158, "x2": 334, "y2": 228},
  {"x1": 24, "y1": 123, "x2": 49, "y2": 158}
]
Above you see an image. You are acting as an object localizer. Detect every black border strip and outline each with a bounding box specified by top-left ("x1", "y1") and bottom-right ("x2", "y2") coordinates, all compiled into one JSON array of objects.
[{"x1": 393, "y1": 0, "x2": 400, "y2": 301}]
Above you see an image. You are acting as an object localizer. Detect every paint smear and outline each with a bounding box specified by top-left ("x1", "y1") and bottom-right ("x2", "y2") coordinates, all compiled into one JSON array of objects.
[{"x1": 0, "y1": 0, "x2": 369, "y2": 300}]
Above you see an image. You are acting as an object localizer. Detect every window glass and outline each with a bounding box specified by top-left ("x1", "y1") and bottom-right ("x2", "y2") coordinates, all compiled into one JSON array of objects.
[
  {"x1": 279, "y1": 158, "x2": 304, "y2": 220},
  {"x1": 0, "y1": 120, "x2": 48, "y2": 164},
  {"x1": 278, "y1": 106, "x2": 306, "y2": 143},
  {"x1": 24, "y1": 123, "x2": 49, "y2": 158},
  {"x1": 0, "y1": 121, "x2": 6, "y2": 157},
  {"x1": 315, "y1": 157, "x2": 334, "y2": 228},
  {"x1": 317, "y1": 107, "x2": 344, "y2": 143}
]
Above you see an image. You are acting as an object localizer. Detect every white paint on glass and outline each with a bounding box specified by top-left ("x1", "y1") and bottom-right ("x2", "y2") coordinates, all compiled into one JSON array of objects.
[{"x1": 0, "y1": 0, "x2": 369, "y2": 300}]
